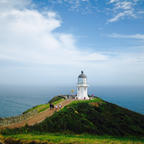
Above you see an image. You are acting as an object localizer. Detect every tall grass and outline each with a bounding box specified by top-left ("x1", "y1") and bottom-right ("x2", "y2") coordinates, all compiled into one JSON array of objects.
[{"x1": 2, "y1": 133, "x2": 144, "y2": 144}]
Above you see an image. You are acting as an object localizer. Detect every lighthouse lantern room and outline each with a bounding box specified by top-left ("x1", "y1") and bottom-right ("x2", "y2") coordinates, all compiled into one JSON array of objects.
[{"x1": 76, "y1": 71, "x2": 89, "y2": 99}]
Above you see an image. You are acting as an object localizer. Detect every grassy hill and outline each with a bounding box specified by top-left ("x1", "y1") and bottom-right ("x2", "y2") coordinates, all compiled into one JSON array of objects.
[
  {"x1": 1, "y1": 96, "x2": 144, "y2": 143},
  {"x1": 2, "y1": 97, "x2": 144, "y2": 136},
  {"x1": 23, "y1": 95, "x2": 65, "y2": 114}
]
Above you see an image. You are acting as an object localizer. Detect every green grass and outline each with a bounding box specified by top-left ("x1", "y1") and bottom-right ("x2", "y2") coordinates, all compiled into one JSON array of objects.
[
  {"x1": 2, "y1": 133, "x2": 144, "y2": 144},
  {"x1": 23, "y1": 97, "x2": 65, "y2": 114},
  {"x1": 48, "y1": 95, "x2": 66, "y2": 103},
  {"x1": 68, "y1": 97, "x2": 105, "y2": 106}
]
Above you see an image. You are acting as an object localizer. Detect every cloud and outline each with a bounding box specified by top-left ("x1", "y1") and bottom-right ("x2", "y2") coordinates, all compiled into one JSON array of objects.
[
  {"x1": 108, "y1": 33, "x2": 144, "y2": 40},
  {"x1": 108, "y1": 10, "x2": 136, "y2": 23},
  {"x1": 114, "y1": 1, "x2": 133, "y2": 10},
  {"x1": 0, "y1": 0, "x2": 108, "y2": 65},
  {"x1": 107, "y1": 0, "x2": 140, "y2": 23},
  {"x1": 108, "y1": 12, "x2": 127, "y2": 22},
  {"x1": 0, "y1": 0, "x2": 31, "y2": 12},
  {"x1": 0, "y1": 0, "x2": 144, "y2": 86},
  {"x1": 109, "y1": 0, "x2": 117, "y2": 3},
  {"x1": 34, "y1": 0, "x2": 144, "y2": 23}
]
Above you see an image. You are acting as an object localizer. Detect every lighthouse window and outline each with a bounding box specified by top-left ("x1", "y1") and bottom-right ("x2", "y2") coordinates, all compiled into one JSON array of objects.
[{"x1": 78, "y1": 78, "x2": 83, "y2": 84}]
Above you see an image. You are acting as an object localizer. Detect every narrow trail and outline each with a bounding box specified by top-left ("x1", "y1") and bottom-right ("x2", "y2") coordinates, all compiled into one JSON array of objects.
[{"x1": 1, "y1": 99, "x2": 73, "y2": 129}]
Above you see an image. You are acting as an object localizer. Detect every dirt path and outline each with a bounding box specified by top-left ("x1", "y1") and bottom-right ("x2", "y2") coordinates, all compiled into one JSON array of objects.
[{"x1": 1, "y1": 99, "x2": 73, "y2": 129}]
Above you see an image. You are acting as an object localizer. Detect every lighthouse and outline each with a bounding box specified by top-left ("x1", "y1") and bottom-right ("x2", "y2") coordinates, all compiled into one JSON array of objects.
[{"x1": 76, "y1": 71, "x2": 89, "y2": 99}]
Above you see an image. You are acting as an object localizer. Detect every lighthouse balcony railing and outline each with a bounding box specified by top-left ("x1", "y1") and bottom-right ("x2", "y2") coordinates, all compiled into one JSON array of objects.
[{"x1": 77, "y1": 84, "x2": 88, "y2": 87}]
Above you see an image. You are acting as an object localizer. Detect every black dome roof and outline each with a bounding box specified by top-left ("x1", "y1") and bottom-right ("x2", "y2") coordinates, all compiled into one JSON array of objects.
[{"x1": 78, "y1": 71, "x2": 87, "y2": 78}]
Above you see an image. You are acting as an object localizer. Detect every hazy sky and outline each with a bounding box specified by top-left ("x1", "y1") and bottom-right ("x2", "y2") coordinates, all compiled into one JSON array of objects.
[{"x1": 0, "y1": 0, "x2": 144, "y2": 86}]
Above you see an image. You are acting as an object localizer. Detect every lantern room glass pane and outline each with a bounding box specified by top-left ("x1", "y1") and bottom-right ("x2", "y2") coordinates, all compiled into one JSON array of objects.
[{"x1": 78, "y1": 78, "x2": 83, "y2": 84}]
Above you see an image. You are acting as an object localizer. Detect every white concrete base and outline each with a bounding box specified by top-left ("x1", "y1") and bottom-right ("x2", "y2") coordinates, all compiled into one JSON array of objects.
[{"x1": 76, "y1": 97, "x2": 89, "y2": 100}]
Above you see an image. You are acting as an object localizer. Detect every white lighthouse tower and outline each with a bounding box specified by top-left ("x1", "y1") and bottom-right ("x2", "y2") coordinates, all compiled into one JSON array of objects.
[{"x1": 76, "y1": 71, "x2": 89, "y2": 99}]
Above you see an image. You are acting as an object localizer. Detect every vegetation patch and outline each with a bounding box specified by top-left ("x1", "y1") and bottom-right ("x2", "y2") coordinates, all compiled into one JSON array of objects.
[
  {"x1": 2, "y1": 133, "x2": 144, "y2": 144},
  {"x1": 23, "y1": 96, "x2": 65, "y2": 114},
  {"x1": 89, "y1": 102, "x2": 102, "y2": 107},
  {"x1": 48, "y1": 95, "x2": 66, "y2": 104}
]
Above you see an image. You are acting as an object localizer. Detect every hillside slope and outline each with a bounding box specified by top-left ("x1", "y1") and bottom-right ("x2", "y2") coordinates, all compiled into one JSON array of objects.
[
  {"x1": 0, "y1": 99, "x2": 73, "y2": 129},
  {"x1": 2, "y1": 97, "x2": 144, "y2": 137}
]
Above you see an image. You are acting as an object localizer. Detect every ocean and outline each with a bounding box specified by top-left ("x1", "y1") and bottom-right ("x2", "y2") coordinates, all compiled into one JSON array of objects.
[{"x1": 0, "y1": 85, "x2": 144, "y2": 117}]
